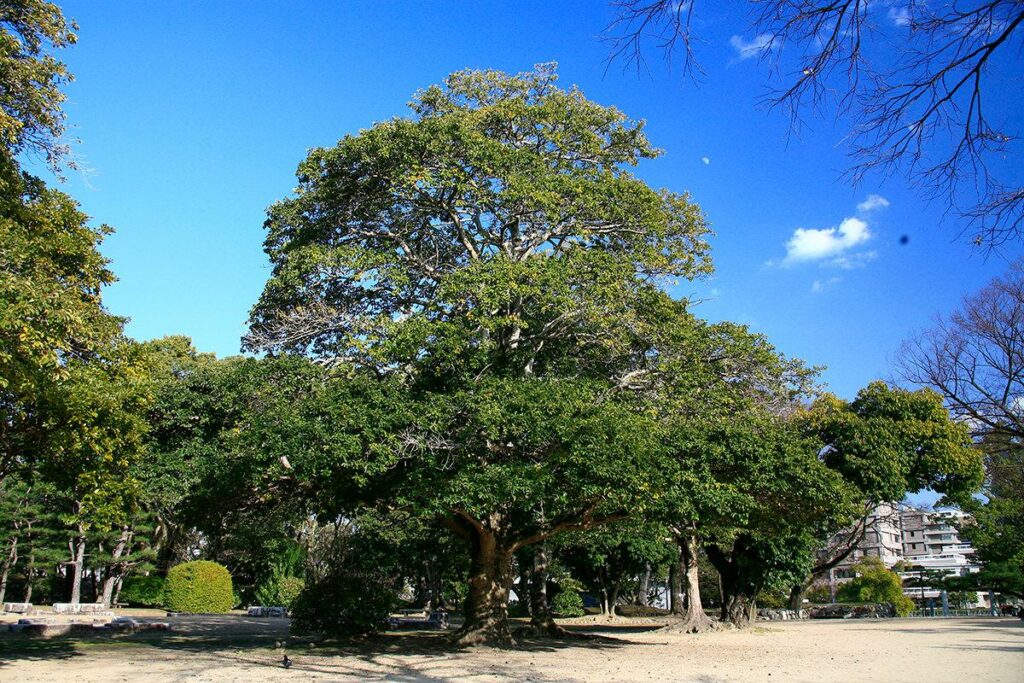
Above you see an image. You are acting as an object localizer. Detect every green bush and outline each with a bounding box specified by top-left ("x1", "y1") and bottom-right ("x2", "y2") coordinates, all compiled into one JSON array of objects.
[
  {"x1": 119, "y1": 575, "x2": 166, "y2": 607},
  {"x1": 805, "y1": 584, "x2": 832, "y2": 604},
  {"x1": 255, "y1": 569, "x2": 305, "y2": 609},
  {"x1": 836, "y1": 557, "x2": 915, "y2": 617},
  {"x1": 551, "y1": 585, "x2": 585, "y2": 617},
  {"x1": 278, "y1": 576, "x2": 305, "y2": 608},
  {"x1": 290, "y1": 569, "x2": 398, "y2": 638},
  {"x1": 164, "y1": 560, "x2": 234, "y2": 613},
  {"x1": 756, "y1": 588, "x2": 789, "y2": 609}
]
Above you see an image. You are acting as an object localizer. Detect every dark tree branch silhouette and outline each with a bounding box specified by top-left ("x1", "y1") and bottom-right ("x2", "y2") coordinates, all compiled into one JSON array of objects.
[{"x1": 608, "y1": 1, "x2": 1024, "y2": 248}]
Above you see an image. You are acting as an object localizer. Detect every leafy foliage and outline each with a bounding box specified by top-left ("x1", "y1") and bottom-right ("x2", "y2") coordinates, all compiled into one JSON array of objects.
[
  {"x1": 255, "y1": 567, "x2": 305, "y2": 609},
  {"x1": 900, "y1": 263, "x2": 1024, "y2": 599},
  {"x1": 0, "y1": 154, "x2": 128, "y2": 482},
  {"x1": 119, "y1": 575, "x2": 166, "y2": 607},
  {"x1": 288, "y1": 522, "x2": 402, "y2": 638},
  {"x1": 801, "y1": 382, "x2": 983, "y2": 506},
  {"x1": 0, "y1": 0, "x2": 77, "y2": 169},
  {"x1": 164, "y1": 560, "x2": 234, "y2": 613},
  {"x1": 550, "y1": 579, "x2": 585, "y2": 618},
  {"x1": 836, "y1": 557, "x2": 915, "y2": 616},
  {"x1": 291, "y1": 569, "x2": 397, "y2": 639}
]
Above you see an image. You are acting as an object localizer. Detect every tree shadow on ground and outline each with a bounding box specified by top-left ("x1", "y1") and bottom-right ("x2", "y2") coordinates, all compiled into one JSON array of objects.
[
  {"x1": 0, "y1": 617, "x2": 658, "y2": 682},
  {"x1": 0, "y1": 637, "x2": 85, "y2": 666}
]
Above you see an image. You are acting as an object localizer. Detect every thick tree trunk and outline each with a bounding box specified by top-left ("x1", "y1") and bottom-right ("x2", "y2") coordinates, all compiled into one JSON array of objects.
[
  {"x1": 100, "y1": 527, "x2": 130, "y2": 607},
  {"x1": 608, "y1": 584, "x2": 620, "y2": 617},
  {"x1": 637, "y1": 563, "x2": 651, "y2": 606},
  {"x1": 69, "y1": 525, "x2": 86, "y2": 605},
  {"x1": 529, "y1": 545, "x2": 551, "y2": 627},
  {"x1": 666, "y1": 534, "x2": 716, "y2": 633},
  {"x1": 452, "y1": 526, "x2": 515, "y2": 646},
  {"x1": 788, "y1": 583, "x2": 806, "y2": 612},
  {"x1": 722, "y1": 590, "x2": 756, "y2": 627},
  {"x1": 706, "y1": 541, "x2": 756, "y2": 628}
]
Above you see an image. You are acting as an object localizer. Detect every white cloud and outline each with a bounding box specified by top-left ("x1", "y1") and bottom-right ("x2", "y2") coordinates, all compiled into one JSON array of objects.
[
  {"x1": 857, "y1": 194, "x2": 890, "y2": 213},
  {"x1": 729, "y1": 33, "x2": 777, "y2": 60},
  {"x1": 888, "y1": 6, "x2": 911, "y2": 27},
  {"x1": 811, "y1": 277, "x2": 842, "y2": 293},
  {"x1": 701, "y1": 157, "x2": 711, "y2": 165},
  {"x1": 783, "y1": 217, "x2": 870, "y2": 265},
  {"x1": 828, "y1": 250, "x2": 878, "y2": 270}
]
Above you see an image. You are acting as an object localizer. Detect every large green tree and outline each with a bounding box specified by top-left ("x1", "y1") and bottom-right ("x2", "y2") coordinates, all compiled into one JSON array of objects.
[
  {"x1": 785, "y1": 382, "x2": 985, "y2": 610},
  {"x1": 0, "y1": 157, "x2": 123, "y2": 481},
  {"x1": 246, "y1": 64, "x2": 713, "y2": 644},
  {"x1": 653, "y1": 320, "x2": 818, "y2": 631}
]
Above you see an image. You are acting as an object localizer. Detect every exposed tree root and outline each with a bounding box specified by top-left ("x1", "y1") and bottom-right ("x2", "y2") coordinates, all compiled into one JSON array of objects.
[
  {"x1": 513, "y1": 618, "x2": 607, "y2": 642},
  {"x1": 449, "y1": 621, "x2": 514, "y2": 647},
  {"x1": 662, "y1": 611, "x2": 721, "y2": 634}
]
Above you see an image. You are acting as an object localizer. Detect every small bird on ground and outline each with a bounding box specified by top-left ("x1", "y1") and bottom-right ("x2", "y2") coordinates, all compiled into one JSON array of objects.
[{"x1": 282, "y1": 655, "x2": 292, "y2": 669}]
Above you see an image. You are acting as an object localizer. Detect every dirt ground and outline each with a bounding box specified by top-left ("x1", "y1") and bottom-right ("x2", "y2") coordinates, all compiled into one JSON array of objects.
[{"x1": 1, "y1": 612, "x2": 1021, "y2": 682}]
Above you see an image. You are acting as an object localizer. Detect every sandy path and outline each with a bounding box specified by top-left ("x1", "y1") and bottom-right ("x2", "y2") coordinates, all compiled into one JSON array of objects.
[{"x1": 1, "y1": 617, "x2": 1021, "y2": 682}]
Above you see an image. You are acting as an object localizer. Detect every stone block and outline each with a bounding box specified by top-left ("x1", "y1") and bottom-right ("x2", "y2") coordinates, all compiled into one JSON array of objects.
[{"x1": 2, "y1": 602, "x2": 32, "y2": 613}]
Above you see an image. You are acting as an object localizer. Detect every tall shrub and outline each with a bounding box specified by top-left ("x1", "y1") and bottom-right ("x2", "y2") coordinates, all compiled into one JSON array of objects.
[
  {"x1": 164, "y1": 560, "x2": 234, "y2": 613},
  {"x1": 837, "y1": 557, "x2": 915, "y2": 616}
]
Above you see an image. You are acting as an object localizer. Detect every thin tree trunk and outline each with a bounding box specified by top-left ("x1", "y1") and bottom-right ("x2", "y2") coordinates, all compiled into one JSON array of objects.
[
  {"x1": 529, "y1": 545, "x2": 550, "y2": 624},
  {"x1": 608, "y1": 583, "x2": 620, "y2": 617},
  {"x1": 0, "y1": 533, "x2": 18, "y2": 605},
  {"x1": 668, "y1": 547, "x2": 685, "y2": 615},
  {"x1": 69, "y1": 522, "x2": 86, "y2": 605},
  {"x1": 431, "y1": 565, "x2": 448, "y2": 610},
  {"x1": 414, "y1": 571, "x2": 430, "y2": 610},
  {"x1": 112, "y1": 575, "x2": 125, "y2": 607},
  {"x1": 100, "y1": 526, "x2": 130, "y2": 607},
  {"x1": 452, "y1": 525, "x2": 515, "y2": 646},
  {"x1": 518, "y1": 559, "x2": 533, "y2": 617},
  {"x1": 22, "y1": 547, "x2": 34, "y2": 603},
  {"x1": 528, "y1": 543, "x2": 573, "y2": 636}
]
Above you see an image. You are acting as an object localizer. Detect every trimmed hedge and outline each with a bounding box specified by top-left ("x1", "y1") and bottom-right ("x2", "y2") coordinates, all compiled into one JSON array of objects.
[{"x1": 164, "y1": 560, "x2": 234, "y2": 613}]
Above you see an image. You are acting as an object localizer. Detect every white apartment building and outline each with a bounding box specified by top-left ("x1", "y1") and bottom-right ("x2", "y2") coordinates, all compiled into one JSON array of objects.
[
  {"x1": 825, "y1": 505, "x2": 984, "y2": 606},
  {"x1": 830, "y1": 502, "x2": 904, "y2": 579},
  {"x1": 897, "y1": 508, "x2": 981, "y2": 603}
]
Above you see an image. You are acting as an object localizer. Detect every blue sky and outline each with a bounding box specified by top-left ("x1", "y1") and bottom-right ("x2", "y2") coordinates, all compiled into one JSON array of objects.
[{"x1": 46, "y1": 1, "x2": 1023, "y2": 402}]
